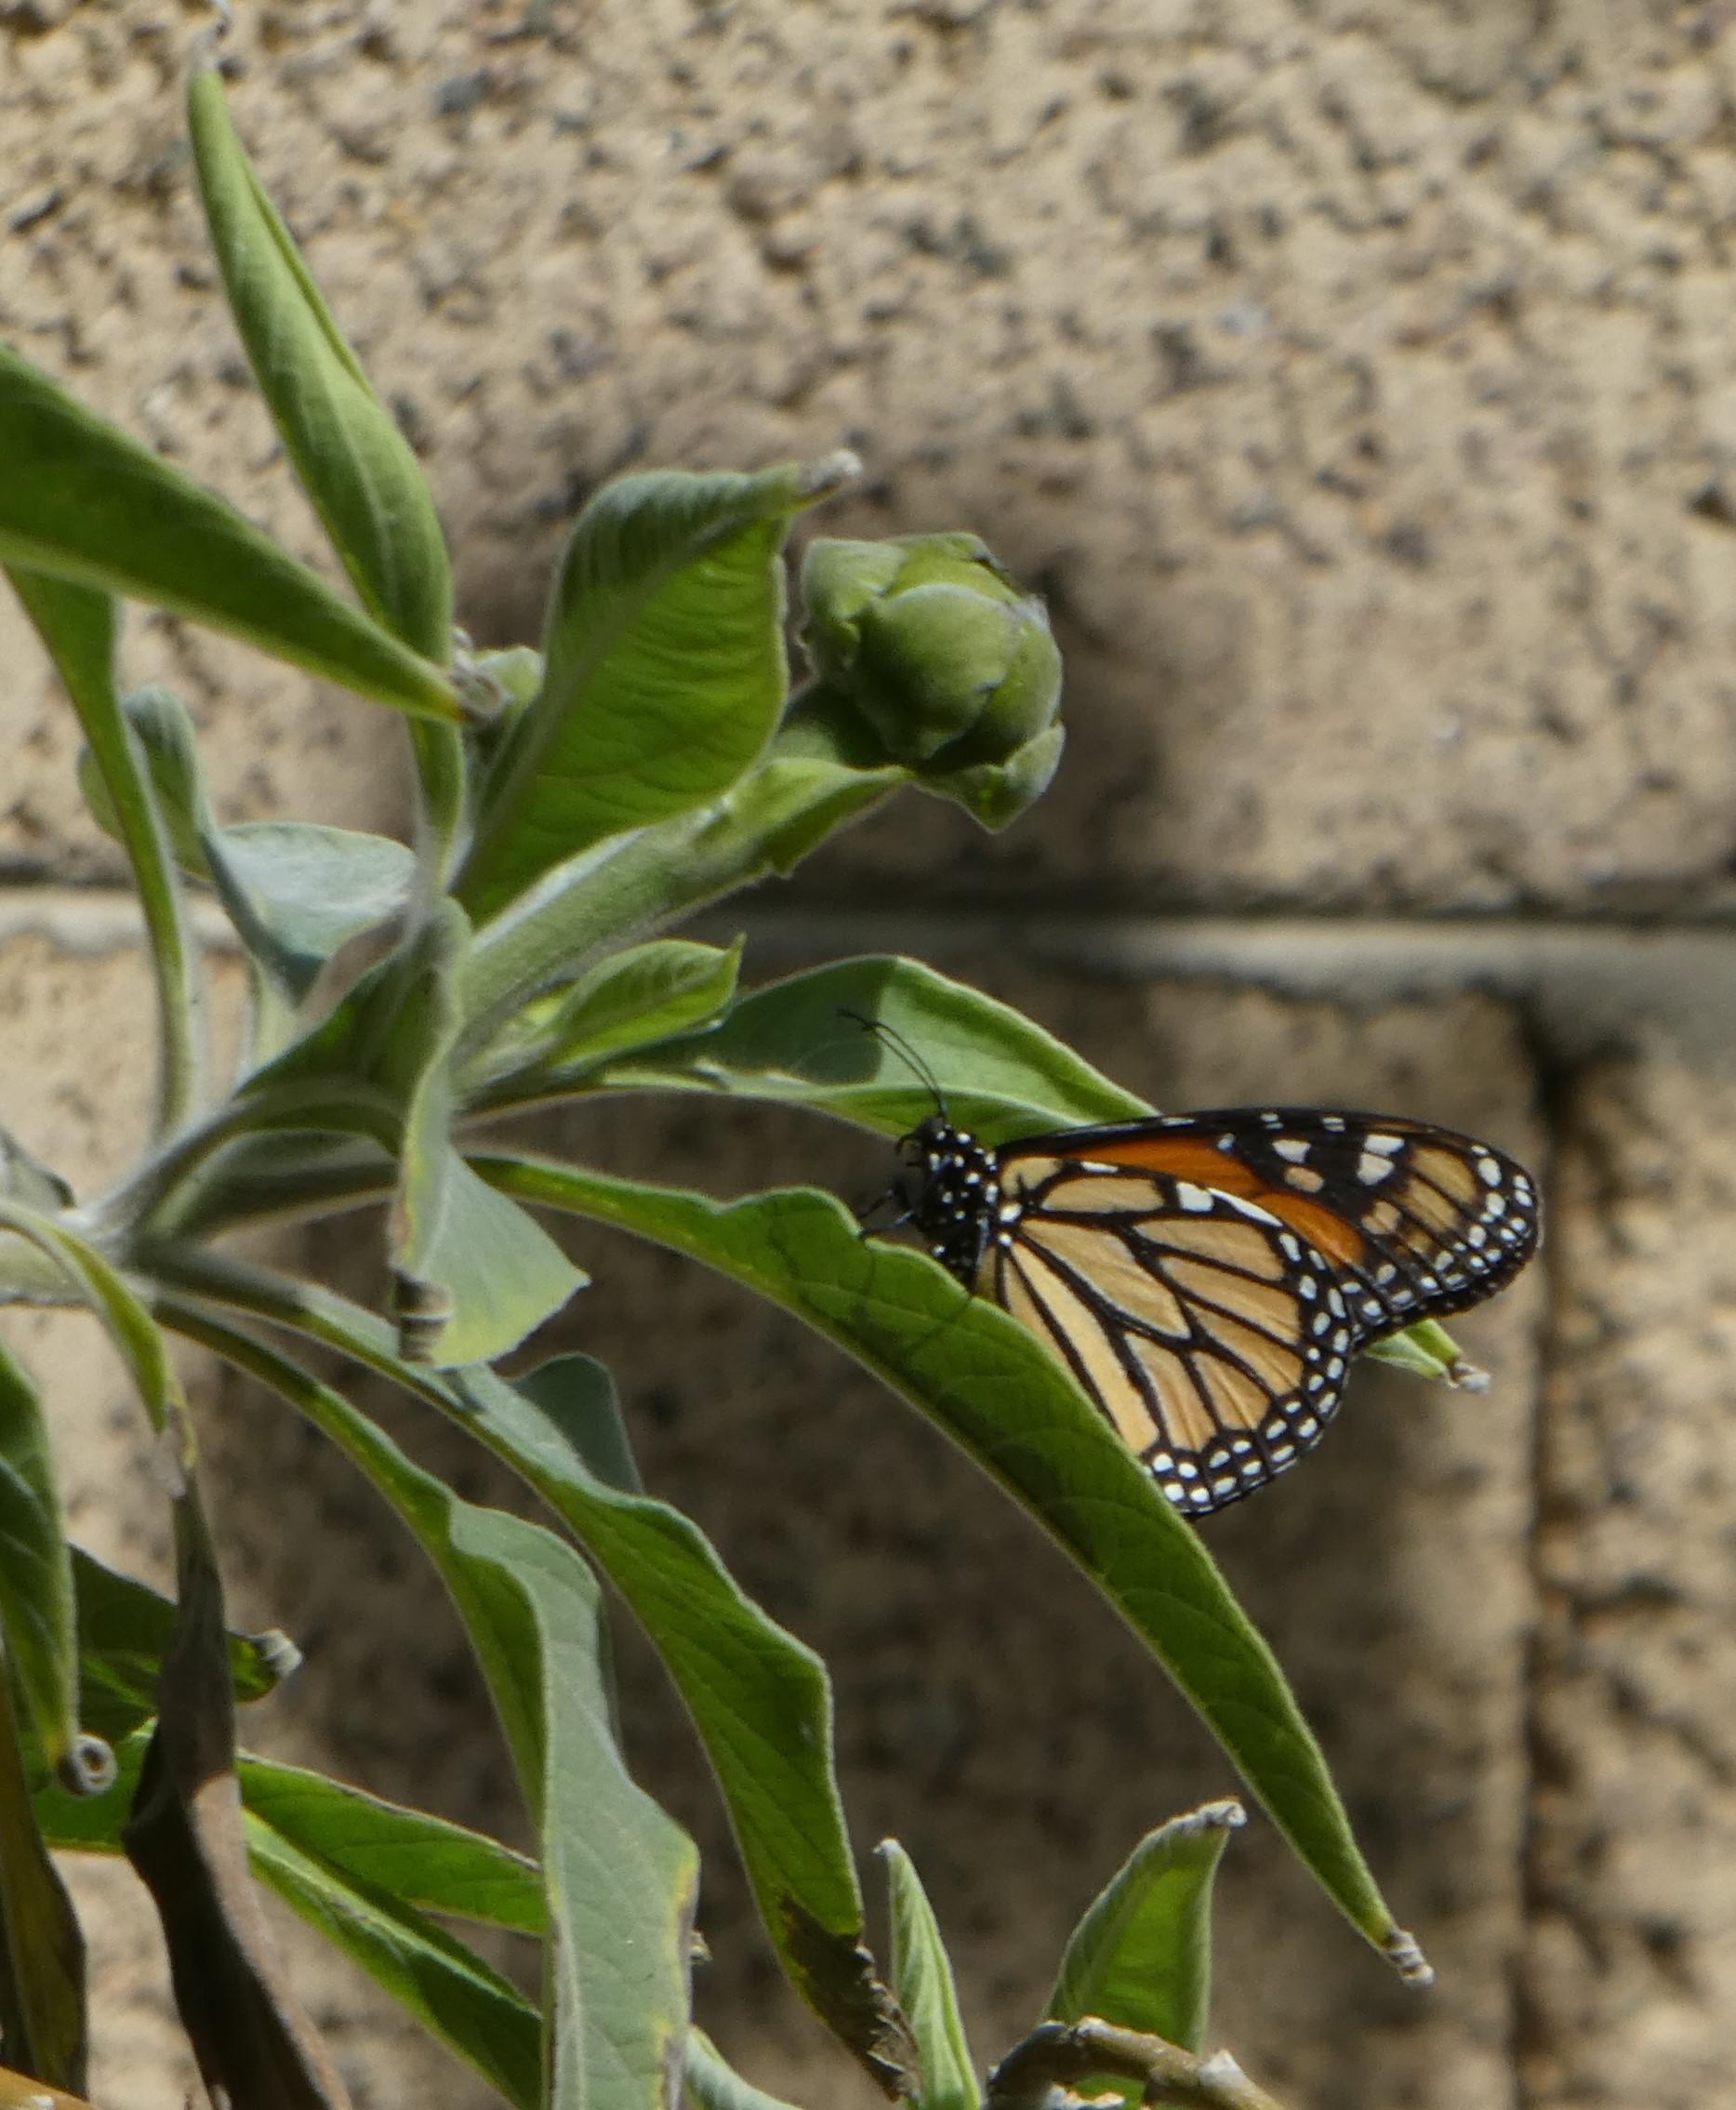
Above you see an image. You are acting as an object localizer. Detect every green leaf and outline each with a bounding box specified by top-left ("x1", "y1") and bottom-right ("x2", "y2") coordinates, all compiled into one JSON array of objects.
[
  {"x1": 236, "y1": 1757, "x2": 544, "y2": 1935},
  {"x1": 0, "y1": 1205, "x2": 181, "y2": 1448},
  {"x1": 71, "y1": 1548, "x2": 294, "y2": 1747},
  {"x1": 79, "y1": 683, "x2": 415, "y2": 1025},
  {"x1": 0, "y1": 1664, "x2": 86, "y2": 2090},
  {"x1": 387, "y1": 898, "x2": 473, "y2": 1352},
  {"x1": 35, "y1": 1731, "x2": 542, "y2": 2099},
  {"x1": 10, "y1": 575, "x2": 205, "y2": 1132},
  {"x1": 459, "y1": 1515, "x2": 696, "y2": 2110},
  {"x1": 73, "y1": 683, "x2": 206, "y2": 873},
  {"x1": 460, "y1": 454, "x2": 857, "y2": 918},
  {"x1": 456, "y1": 1358, "x2": 911, "y2": 2092},
  {"x1": 467, "y1": 938, "x2": 743, "y2": 1097},
  {"x1": 682, "y1": 2030, "x2": 810, "y2": 2110},
  {"x1": 187, "y1": 68, "x2": 452, "y2": 662},
  {"x1": 597, "y1": 955, "x2": 1148, "y2": 1141},
  {"x1": 405, "y1": 1156, "x2": 590, "y2": 1368},
  {"x1": 385, "y1": 902, "x2": 587, "y2": 1365},
  {"x1": 184, "y1": 68, "x2": 467, "y2": 881},
  {"x1": 0, "y1": 1341, "x2": 80, "y2": 1789},
  {"x1": 534, "y1": 938, "x2": 743, "y2": 1067},
  {"x1": 215, "y1": 824, "x2": 415, "y2": 989},
  {"x1": 38, "y1": 1733, "x2": 541, "y2": 1937},
  {"x1": 1045, "y1": 1800, "x2": 1244, "y2": 2055},
  {"x1": 1365, "y1": 1316, "x2": 1471, "y2": 1384},
  {"x1": 246, "y1": 1810, "x2": 540, "y2": 2107},
  {"x1": 457, "y1": 749, "x2": 903, "y2": 1066},
  {"x1": 0, "y1": 340, "x2": 459, "y2": 722},
  {"x1": 165, "y1": 1314, "x2": 698, "y2": 2110},
  {"x1": 477, "y1": 1161, "x2": 1429, "y2": 1984},
  {"x1": 880, "y1": 1842, "x2": 977, "y2": 2110},
  {"x1": 0, "y1": 1131, "x2": 73, "y2": 1215}
]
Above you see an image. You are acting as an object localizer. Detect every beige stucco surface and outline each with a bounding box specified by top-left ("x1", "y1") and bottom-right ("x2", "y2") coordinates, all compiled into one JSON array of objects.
[
  {"x1": 3, "y1": 2, "x2": 1735, "y2": 2106},
  {"x1": 7, "y1": 4, "x2": 1736, "y2": 909}
]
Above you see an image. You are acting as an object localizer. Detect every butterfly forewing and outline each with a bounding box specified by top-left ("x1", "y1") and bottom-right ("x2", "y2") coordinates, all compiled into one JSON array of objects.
[
  {"x1": 896, "y1": 1103, "x2": 1541, "y2": 1519},
  {"x1": 1019, "y1": 1108, "x2": 1541, "y2": 1338}
]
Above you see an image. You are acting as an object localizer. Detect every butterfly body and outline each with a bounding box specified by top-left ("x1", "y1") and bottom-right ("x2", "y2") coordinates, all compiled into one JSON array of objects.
[{"x1": 885, "y1": 1104, "x2": 1540, "y2": 1517}]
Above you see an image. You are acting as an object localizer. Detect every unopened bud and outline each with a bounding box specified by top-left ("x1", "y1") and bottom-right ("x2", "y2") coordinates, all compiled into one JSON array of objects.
[{"x1": 801, "y1": 532, "x2": 1063, "y2": 773}]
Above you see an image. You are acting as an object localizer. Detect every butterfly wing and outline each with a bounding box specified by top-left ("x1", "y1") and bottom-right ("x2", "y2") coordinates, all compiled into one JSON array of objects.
[
  {"x1": 989, "y1": 1170, "x2": 1353, "y2": 1514},
  {"x1": 989, "y1": 1108, "x2": 1540, "y2": 1516}
]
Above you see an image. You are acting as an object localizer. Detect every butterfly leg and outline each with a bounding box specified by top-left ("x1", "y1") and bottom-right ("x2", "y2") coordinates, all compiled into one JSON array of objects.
[{"x1": 854, "y1": 1183, "x2": 914, "y2": 1239}]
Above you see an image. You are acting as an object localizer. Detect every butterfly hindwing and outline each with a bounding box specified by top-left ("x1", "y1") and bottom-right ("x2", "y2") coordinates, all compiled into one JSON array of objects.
[{"x1": 991, "y1": 1166, "x2": 1358, "y2": 1515}]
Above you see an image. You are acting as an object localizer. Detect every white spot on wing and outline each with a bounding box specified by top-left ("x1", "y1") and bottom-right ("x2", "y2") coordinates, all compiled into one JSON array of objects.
[
  {"x1": 1274, "y1": 1137, "x2": 1310, "y2": 1163},
  {"x1": 1175, "y1": 1183, "x2": 1215, "y2": 1213},
  {"x1": 1357, "y1": 1150, "x2": 1397, "y2": 1185}
]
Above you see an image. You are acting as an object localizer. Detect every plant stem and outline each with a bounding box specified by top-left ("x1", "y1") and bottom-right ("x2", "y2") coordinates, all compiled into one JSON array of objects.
[
  {"x1": 90, "y1": 1079, "x2": 401, "y2": 1248},
  {"x1": 457, "y1": 728, "x2": 901, "y2": 1055},
  {"x1": 986, "y1": 2020, "x2": 1286, "y2": 2110},
  {"x1": 7, "y1": 571, "x2": 206, "y2": 1135}
]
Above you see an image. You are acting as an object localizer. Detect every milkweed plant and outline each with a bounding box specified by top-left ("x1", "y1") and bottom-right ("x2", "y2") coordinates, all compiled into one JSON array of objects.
[{"x1": 0, "y1": 49, "x2": 1471, "y2": 2110}]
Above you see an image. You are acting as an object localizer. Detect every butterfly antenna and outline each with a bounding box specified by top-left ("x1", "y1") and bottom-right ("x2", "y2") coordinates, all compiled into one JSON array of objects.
[{"x1": 837, "y1": 1008, "x2": 951, "y2": 1121}]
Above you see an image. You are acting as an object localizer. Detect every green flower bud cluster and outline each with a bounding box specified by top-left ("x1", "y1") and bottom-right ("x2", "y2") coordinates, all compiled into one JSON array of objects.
[{"x1": 798, "y1": 532, "x2": 1065, "y2": 828}]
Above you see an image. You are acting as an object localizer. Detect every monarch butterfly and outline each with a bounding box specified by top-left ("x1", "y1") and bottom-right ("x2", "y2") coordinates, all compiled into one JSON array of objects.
[{"x1": 859, "y1": 1027, "x2": 1541, "y2": 1517}]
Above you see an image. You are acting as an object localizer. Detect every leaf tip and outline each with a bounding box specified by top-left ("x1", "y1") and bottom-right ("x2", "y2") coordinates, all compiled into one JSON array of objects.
[
  {"x1": 1384, "y1": 1926, "x2": 1435, "y2": 1987},
  {"x1": 187, "y1": 0, "x2": 235, "y2": 78},
  {"x1": 252, "y1": 1627, "x2": 304, "y2": 1685},
  {"x1": 801, "y1": 448, "x2": 863, "y2": 500}
]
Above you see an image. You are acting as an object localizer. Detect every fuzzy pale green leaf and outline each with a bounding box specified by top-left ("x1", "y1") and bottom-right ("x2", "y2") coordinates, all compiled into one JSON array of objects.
[
  {"x1": 596, "y1": 954, "x2": 1147, "y2": 1139},
  {"x1": 188, "y1": 68, "x2": 451, "y2": 661},
  {"x1": 461, "y1": 456, "x2": 855, "y2": 917},
  {"x1": 880, "y1": 1841, "x2": 976, "y2": 2110},
  {"x1": 1046, "y1": 1799, "x2": 1244, "y2": 2055},
  {"x1": 0, "y1": 342, "x2": 458, "y2": 721}
]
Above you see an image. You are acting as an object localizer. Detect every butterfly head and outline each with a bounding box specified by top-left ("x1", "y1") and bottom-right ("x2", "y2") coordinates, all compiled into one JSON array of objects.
[
  {"x1": 839, "y1": 1011, "x2": 1003, "y2": 1283},
  {"x1": 893, "y1": 1113, "x2": 1001, "y2": 1286}
]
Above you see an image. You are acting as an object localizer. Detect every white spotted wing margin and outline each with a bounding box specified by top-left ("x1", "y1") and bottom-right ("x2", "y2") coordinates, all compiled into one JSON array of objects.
[{"x1": 988, "y1": 1155, "x2": 1362, "y2": 1518}]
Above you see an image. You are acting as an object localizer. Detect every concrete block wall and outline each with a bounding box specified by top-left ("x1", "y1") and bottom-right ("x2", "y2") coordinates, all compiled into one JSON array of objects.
[{"x1": 3, "y1": 6, "x2": 1732, "y2": 2104}]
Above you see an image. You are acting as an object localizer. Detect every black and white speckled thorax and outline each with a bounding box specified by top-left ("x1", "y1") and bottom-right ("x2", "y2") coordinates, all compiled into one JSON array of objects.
[{"x1": 899, "y1": 1114, "x2": 1003, "y2": 1285}]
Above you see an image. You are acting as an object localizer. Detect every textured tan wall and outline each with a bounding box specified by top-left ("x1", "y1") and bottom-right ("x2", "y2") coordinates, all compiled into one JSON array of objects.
[{"x1": 3, "y1": 4, "x2": 1735, "y2": 2106}]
